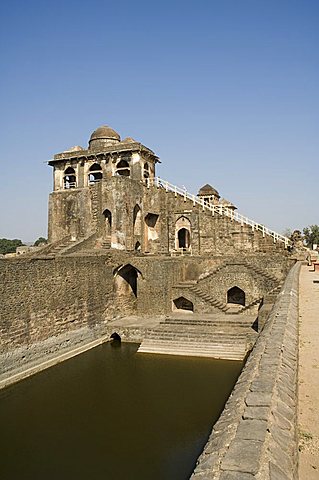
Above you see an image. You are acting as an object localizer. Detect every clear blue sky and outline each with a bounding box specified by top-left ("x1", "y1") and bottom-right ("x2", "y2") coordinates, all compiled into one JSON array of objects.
[{"x1": 0, "y1": 0, "x2": 318, "y2": 241}]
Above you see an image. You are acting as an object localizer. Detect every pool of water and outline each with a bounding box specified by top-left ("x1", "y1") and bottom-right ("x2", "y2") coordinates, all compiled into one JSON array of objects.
[{"x1": 0, "y1": 342, "x2": 242, "y2": 480}]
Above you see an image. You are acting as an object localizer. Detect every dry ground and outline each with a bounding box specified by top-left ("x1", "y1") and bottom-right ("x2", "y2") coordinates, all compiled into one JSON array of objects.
[{"x1": 298, "y1": 264, "x2": 319, "y2": 479}]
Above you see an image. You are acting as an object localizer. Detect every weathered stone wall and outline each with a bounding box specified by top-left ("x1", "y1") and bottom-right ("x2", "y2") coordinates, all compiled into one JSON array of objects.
[
  {"x1": 48, "y1": 177, "x2": 289, "y2": 256},
  {"x1": 0, "y1": 256, "x2": 113, "y2": 351},
  {"x1": 191, "y1": 261, "x2": 300, "y2": 479}
]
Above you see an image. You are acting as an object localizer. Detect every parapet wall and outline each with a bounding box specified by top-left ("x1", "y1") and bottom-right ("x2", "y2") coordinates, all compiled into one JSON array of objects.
[{"x1": 191, "y1": 261, "x2": 300, "y2": 479}]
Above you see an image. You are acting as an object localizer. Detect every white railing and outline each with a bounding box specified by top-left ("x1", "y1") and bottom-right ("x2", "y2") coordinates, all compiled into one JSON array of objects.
[{"x1": 146, "y1": 177, "x2": 291, "y2": 248}]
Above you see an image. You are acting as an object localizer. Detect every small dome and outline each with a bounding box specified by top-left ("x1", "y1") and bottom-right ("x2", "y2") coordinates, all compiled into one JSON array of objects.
[
  {"x1": 90, "y1": 125, "x2": 120, "y2": 142},
  {"x1": 198, "y1": 184, "x2": 220, "y2": 198},
  {"x1": 220, "y1": 198, "x2": 237, "y2": 210},
  {"x1": 89, "y1": 125, "x2": 120, "y2": 150},
  {"x1": 63, "y1": 145, "x2": 84, "y2": 153},
  {"x1": 122, "y1": 137, "x2": 137, "y2": 143}
]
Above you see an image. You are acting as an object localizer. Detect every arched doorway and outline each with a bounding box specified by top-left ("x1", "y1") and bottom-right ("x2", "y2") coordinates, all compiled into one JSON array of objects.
[
  {"x1": 227, "y1": 286, "x2": 245, "y2": 306},
  {"x1": 175, "y1": 216, "x2": 191, "y2": 251},
  {"x1": 178, "y1": 228, "x2": 190, "y2": 249},
  {"x1": 173, "y1": 297, "x2": 194, "y2": 312}
]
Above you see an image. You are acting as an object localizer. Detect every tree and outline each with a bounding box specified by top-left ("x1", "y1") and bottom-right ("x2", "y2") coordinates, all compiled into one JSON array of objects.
[
  {"x1": 303, "y1": 225, "x2": 319, "y2": 248},
  {"x1": 0, "y1": 238, "x2": 24, "y2": 254},
  {"x1": 33, "y1": 237, "x2": 47, "y2": 246}
]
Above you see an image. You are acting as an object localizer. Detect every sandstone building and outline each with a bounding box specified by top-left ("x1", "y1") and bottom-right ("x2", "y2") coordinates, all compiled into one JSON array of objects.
[{"x1": 0, "y1": 124, "x2": 293, "y2": 356}]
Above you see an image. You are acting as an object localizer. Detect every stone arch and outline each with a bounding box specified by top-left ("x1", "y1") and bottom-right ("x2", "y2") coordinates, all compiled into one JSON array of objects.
[
  {"x1": 134, "y1": 241, "x2": 141, "y2": 251},
  {"x1": 63, "y1": 167, "x2": 76, "y2": 189},
  {"x1": 175, "y1": 216, "x2": 191, "y2": 250},
  {"x1": 144, "y1": 213, "x2": 159, "y2": 253},
  {"x1": 173, "y1": 297, "x2": 194, "y2": 312},
  {"x1": 116, "y1": 159, "x2": 130, "y2": 177},
  {"x1": 103, "y1": 209, "x2": 112, "y2": 237},
  {"x1": 88, "y1": 163, "x2": 102, "y2": 184},
  {"x1": 143, "y1": 162, "x2": 149, "y2": 180},
  {"x1": 227, "y1": 286, "x2": 245, "y2": 306},
  {"x1": 113, "y1": 265, "x2": 142, "y2": 313},
  {"x1": 133, "y1": 204, "x2": 142, "y2": 236}
]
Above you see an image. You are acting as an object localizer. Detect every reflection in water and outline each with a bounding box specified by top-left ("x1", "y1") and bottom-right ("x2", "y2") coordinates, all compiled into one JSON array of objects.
[{"x1": 0, "y1": 343, "x2": 242, "y2": 480}]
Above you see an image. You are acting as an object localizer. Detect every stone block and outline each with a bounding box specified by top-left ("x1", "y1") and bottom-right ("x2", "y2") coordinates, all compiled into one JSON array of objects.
[
  {"x1": 245, "y1": 391, "x2": 272, "y2": 407},
  {"x1": 221, "y1": 439, "x2": 263, "y2": 474},
  {"x1": 243, "y1": 406, "x2": 270, "y2": 421},
  {"x1": 236, "y1": 419, "x2": 268, "y2": 442}
]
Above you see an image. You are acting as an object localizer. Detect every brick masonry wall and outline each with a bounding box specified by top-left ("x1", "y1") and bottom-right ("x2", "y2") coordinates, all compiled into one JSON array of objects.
[{"x1": 191, "y1": 261, "x2": 300, "y2": 479}]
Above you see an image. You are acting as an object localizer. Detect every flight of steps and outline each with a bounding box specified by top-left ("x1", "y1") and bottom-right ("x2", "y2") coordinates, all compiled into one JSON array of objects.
[
  {"x1": 137, "y1": 315, "x2": 256, "y2": 360},
  {"x1": 188, "y1": 285, "x2": 229, "y2": 312},
  {"x1": 45, "y1": 239, "x2": 75, "y2": 257},
  {"x1": 99, "y1": 237, "x2": 111, "y2": 249}
]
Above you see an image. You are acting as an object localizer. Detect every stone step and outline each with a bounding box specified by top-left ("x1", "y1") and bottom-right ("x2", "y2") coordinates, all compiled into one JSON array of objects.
[
  {"x1": 137, "y1": 340, "x2": 246, "y2": 360},
  {"x1": 144, "y1": 329, "x2": 248, "y2": 342},
  {"x1": 161, "y1": 319, "x2": 254, "y2": 327}
]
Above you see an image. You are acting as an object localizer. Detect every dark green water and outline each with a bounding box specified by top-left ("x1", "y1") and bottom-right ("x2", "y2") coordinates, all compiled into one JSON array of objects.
[{"x1": 0, "y1": 343, "x2": 242, "y2": 480}]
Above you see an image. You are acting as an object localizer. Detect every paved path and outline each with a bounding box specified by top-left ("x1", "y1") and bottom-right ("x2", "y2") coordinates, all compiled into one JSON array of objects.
[{"x1": 298, "y1": 264, "x2": 319, "y2": 478}]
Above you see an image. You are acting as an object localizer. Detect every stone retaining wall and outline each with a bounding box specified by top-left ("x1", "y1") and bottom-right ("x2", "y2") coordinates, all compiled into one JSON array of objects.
[{"x1": 191, "y1": 261, "x2": 300, "y2": 479}]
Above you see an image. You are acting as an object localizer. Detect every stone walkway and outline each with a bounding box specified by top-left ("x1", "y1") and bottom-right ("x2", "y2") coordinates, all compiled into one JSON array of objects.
[{"x1": 298, "y1": 264, "x2": 319, "y2": 478}]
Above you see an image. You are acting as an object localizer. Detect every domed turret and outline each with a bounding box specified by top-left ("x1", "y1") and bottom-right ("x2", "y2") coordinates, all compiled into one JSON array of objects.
[
  {"x1": 88, "y1": 125, "x2": 121, "y2": 150},
  {"x1": 198, "y1": 184, "x2": 220, "y2": 199},
  {"x1": 198, "y1": 184, "x2": 220, "y2": 206}
]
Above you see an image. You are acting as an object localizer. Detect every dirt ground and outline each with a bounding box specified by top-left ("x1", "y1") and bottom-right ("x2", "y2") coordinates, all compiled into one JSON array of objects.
[{"x1": 298, "y1": 264, "x2": 319, "y2": 479}]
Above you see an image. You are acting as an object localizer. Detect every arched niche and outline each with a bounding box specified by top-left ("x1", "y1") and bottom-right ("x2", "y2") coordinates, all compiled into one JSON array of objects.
[
  {"x1": 173, "y1": 297, "x2": 194, "y2": 312},
  {"x1": 227, "y1": 286, "x2": 245, "y2": 306},
  {"x1": 113, "y1": 264, "x2": 142, "y2": 300},
  {"x1": 133, "y1": 205, "x2": 142, "y2": 236},
  {"x1": 103, "y1": 209, "x2": 112, "y2": 237}
]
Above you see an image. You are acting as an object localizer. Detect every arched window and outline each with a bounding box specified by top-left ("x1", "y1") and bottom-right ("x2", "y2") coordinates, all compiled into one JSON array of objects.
[
  {"x1": 116, "y1": 159, "x2": 130, "y2": 177},
  {"x1": 227, "y1": 286, "x2": 245, "y2": 306},
  {"x1": 63, "y1": 167, "x2": 76, "y2": 189},
  {"x1": 143, "y1": 162, "x2": 149, "y2": 180},
  {"x1": 88, "y1": 163, "x2": 102, "y2": 184},
  {"x1": 103, "y1": 209, "x2": 112, "y2": 236},
  {"x1": 178, "y1": 228, "x2": 190, "y2": 249}
]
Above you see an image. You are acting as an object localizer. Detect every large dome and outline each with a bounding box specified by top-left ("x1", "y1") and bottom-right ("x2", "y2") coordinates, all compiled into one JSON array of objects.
[{"x1": 89, "y1": 125, "x2": 121, "y2": 150}]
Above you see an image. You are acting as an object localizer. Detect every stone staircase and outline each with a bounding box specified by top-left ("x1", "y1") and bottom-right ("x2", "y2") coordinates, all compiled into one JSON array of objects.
[
  {"x1": 99, "y1": 237, "x2": 111, "y2": 249},
  {"x1": 137, "y1": 314, "x2": 257, "y2": 360},
  {"x1": 188, "y1": 285, "x2": 229, "y2": 312},
  {"x1": 45, "y1": 239, "x2": 78, "y2": 257}
]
